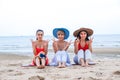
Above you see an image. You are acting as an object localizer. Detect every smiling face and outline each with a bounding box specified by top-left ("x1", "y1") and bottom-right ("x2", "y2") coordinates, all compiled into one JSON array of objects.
[
  {"x1": 79, "y1": 31, "x2": 87, "y2": 40},
  {"x1": 57, "y1": 30, "x2": 65, "y2": 40},
  {"x1": 36, "y1": 31, "x2": 44, "y2": 40}
]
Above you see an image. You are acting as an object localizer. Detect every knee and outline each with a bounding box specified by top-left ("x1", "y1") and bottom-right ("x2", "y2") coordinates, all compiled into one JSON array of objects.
[
  {"x1": 85, "y1": 49, "x2": 91, "y2": 53},
  {"x1": 56, "y1": 51, "x2": 60, "y2": 55},
  {"x1": 78, "y1": 49, "x2": 84, "y2": 55}
]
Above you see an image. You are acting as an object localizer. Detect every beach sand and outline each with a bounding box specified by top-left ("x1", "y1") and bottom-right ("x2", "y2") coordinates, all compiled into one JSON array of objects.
[{"x1": 0, "y1": 48, "x2": 120, "y2": 80}]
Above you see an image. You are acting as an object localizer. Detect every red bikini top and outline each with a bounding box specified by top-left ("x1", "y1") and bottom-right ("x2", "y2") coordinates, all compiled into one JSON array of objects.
[
  {"x1": 78, "y1": 43, "x2": 89, "y2": 51},
  {"x1": 35, "y1": 47, "x2": 45, "y2": 56}
]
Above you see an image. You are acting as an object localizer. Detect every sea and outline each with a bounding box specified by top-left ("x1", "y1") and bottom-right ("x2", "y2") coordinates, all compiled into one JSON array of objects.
[{"x1": 0, "y1": 34, "x2": 120, "y2": 58}]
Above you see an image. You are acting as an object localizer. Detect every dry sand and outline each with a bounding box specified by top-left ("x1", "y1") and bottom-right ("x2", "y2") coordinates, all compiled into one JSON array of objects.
[{"x1": 0, "y1": 48, "x2": 120, "y2": 80}]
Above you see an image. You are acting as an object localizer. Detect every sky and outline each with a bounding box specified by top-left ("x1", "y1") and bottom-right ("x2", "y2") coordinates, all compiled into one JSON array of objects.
[{"x1": 0, "y1": 0, "x2": 120, "y2": 36}]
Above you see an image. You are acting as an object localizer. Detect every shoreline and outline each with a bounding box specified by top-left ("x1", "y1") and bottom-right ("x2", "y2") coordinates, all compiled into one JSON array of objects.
[
  {"x1": 0, "y1": 47, "x2": 120, "y2": 60},
  {"x1": 92, "y1": 47, "x2": 120, "y2": 54}
]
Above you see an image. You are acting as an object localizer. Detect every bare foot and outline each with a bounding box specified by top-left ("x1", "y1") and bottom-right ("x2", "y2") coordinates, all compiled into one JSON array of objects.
[
  {"x1": 58, "y1": 62, "x2": 62, "y2": 68},
  {"x1": 37, "y1": 66, "x2": 43, "y2": 69},
  {"x1": 85, "y1": 64, "x2": 90, "y2": 67},
  {"x1": 57, "y1": 65, "x2": 62, "y2": 68},
  {"x1": 80, "y1": 59, "x2": 85, "y2": 67},
  {"x1": 61, "y1": 62, "x2": 66, "y2": 68},
  {"x1": 85, "y1": 62, "x2": 90, "y2": 67},
  {"x1": 41, "y1": 65, "x2": 45, "y2": 69},
  {"x1": 61, "y1": 65, "x2": 66, "y2": 68},
  {"x1": 81, "y1": 64, "x2": 85, "y2": 67}
]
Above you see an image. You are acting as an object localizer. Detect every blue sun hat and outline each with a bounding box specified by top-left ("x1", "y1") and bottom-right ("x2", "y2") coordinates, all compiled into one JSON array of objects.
[{"x1": 53, "y1": 28, "x2": 69, "y2": 39}]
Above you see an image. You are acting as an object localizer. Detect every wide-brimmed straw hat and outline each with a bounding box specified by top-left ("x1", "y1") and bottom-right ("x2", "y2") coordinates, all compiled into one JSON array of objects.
[
  {"x1": 73, "y1": 27, "x2": 93, "y2": 37},
  {"x1": 53, "y1": 28, "x2": 69, "y2": 39}
]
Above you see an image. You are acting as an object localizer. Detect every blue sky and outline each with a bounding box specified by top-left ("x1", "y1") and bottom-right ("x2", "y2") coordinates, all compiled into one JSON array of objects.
[{"x1": 0, "y1": 0, "x2": 120, "y2": 36}]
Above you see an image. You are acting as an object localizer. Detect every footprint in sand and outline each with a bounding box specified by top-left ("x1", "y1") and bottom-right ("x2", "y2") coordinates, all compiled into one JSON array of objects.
[
  {"x1": 7, "y1": 69, "x2": 14, "y2": 72},
  {"x1": 28, "y1": 75, "x2": 45, "y2": 80},
  {"x1": 88, "y1": 77, "x2": 102, "y2": 80},
  {"x1": 0, "y1": 69, "x2": 14, "y2": 75},
  {"x1": 75, "y1": 77, "x2": 100, "y2": 80},
  {"x1": 8, "y1": 71, "x2": 24, "y2": 76},
  {"x1": 95, "y1": 72, "x2": 103, "y2": 77},
  {"x1": 73, "y1": 77, "x2": 82, "y2": 80},
  {"x1": 113, "y1": 71, "x2": 120, "y2": 75},
  {"x1": 8, "y1": 63, "x2": 20, "y2": 66},
  {"x1": 110, "y1": 71, "x2": 120, "y2": 80},
  {"x1": 14, "y1": 72, "x2": 25, "y2": 76}
]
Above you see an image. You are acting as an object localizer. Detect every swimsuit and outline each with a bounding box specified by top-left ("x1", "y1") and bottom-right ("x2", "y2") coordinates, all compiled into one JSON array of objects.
[
  {"x1": 35, "y1": 47, "x2": 46, "y2": 58},
  {"x1": 78, "y1": 43, "x2": 89, "y2": 51},
  {"x1": 35, "y1": 47, "x2": 44, "y2": 56},
  {"x1": 32, "y1": 47, "x2": 49, "y2": 65},
  {"x1": 73, "y1": 42, "x2": 93, "y2": 64}
]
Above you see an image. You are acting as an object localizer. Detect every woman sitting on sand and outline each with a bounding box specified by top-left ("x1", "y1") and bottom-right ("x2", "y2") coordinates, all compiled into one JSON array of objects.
[
  {"x1": 31, "y1": 29, "x2": 49, "y2": 69},
  {"x1": 50, "y1": 28, "x2": 71, "y2": 68},
  {"x1": 73, "y1": 27, "x2": 94, "y2": 67}
]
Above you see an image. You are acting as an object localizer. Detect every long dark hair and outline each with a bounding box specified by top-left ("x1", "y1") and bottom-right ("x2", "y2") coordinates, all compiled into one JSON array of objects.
[
  {"x1": 77, "y1": 30, "x2": 89, "y2": 41},
  {"x1": 36, "y1": 29, "x2": 44, "y2": 40}
]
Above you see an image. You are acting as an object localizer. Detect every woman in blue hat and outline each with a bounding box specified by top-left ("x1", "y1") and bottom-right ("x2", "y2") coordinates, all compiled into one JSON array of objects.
[{"x1": 50, "y1": 28, "x2": 71, "y2": 68}]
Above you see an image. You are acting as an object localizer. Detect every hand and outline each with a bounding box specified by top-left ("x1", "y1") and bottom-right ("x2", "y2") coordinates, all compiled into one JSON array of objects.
[
  {"x1": 75, "y1": 38, "x2": 80, "y2": 45},
  {"x1": 44, "y1": 39, "x2": 50, "y2": 46},
  {"x1": 52, "y1": 38, "x2": 56, "y2": 42},
  {"x1": 67, "y1": 39, "x2": 73, "y2": 46},
  {"x1": 46, "y1": 39, "x2": 50, "y2": 43},
  {"x1": 30, "y1": 39, "x2": 33, "y2": 42},
  {"x1": 52, "y1": 38, "x2": 57, "y2": 46},
  {"x1": 89, "y1": 37, "x2": 94, "y2": 44},
  {"x1": 30, "y1": 39, "x2": 35, "y2": 46}
]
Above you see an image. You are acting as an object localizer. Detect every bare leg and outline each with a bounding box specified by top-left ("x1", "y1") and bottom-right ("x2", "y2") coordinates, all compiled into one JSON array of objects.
[
  {"x1": 41, "y1": 58, "x2": 46, "y2": 68},
  {"x1": 80, "y1": 58, "x2": 85, "y2": 67},
  {"x1": 36, "y1": 57, "x2": 40, "y2": 66},
  {"x1": 61, "y1": 62, "x2": 66, "y2": 68},
  {"x1": 58, "y1": 62, "x2": 62, "y2": 68},
  {"x1": 35, "y1": 57, "x2": 42, "y2": 69},
  {"x1": 85, "y1": 59, "x2": 89, "y2": 67}
]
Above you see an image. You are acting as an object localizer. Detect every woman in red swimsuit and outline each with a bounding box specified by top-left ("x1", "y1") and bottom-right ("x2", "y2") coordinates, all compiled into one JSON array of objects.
[
  {"x1": 31, "y1": 29, "x2": 49, "y2": 69},
  {"x1": 73, "y1": 27, "x2": 93, "y2": 67}
]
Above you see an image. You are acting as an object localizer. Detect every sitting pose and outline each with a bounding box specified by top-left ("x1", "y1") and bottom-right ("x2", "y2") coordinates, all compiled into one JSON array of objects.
[
  {"x1": 50, "y1": 28, "x2": 71, "y2": 68},
  {"x1": 73, "y1": 27, "x2": 94, "y2": 67},
  {"x1": 31, "y1": 29, "x2": 49, "y2": 69}
]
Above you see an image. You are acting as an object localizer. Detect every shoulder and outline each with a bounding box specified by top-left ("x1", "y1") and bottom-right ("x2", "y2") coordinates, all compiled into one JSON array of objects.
[
  {"x1": 31, "y1": 40, "x2": 37, "y2": 47},
  {"x1": 31, "y1": 40, "x2": 37, "y2": 44},
  {"x1": 53, "y1": 40, "x2": 58, "y2": 43},
  {"x1": 64, "y1": 41, "x2": 68, "y2": 44},
  {"x1": 86, "y1": 41, "x2": 91, "y2": 45},
  {"x1": 86, "y1": 40, "x2": 89, "y2": 43},
  {"x1": 43, "y1": 40, "x2": 47, "y2": 42},
  {"x1": 43, "y1": 40, "x2": 49, "y2": 45}
]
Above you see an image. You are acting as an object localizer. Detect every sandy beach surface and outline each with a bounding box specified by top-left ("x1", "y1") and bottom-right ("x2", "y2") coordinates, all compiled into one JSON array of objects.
[{"x1": 0, "y1": 48, "x2": 120, "y2": 80}]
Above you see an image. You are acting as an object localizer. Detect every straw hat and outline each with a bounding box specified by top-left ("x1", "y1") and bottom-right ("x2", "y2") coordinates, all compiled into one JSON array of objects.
[
  {"x1": 73, "y1": 27, "x2": 93, "y2": 37},
  {"x1": 53, "y1": 28, "x2": 69, "y2": 39}
]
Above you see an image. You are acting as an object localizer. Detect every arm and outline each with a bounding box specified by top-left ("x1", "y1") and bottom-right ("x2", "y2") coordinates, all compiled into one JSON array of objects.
[
  {"x1": 74, "y1": 39, "x2": 79, "y2": 54},
  {"x1": 63, "y1": 40, "x2": 72, "y2": 51},
  {"x1": 53, "y1": 41, "x2": 58, "y2": 53},
  {"x1": 44, "y1": 40, "x2": 49, "y2": 55},
  {"x1": 31, "y1": 40, "x2": 36, "y2": 56},
  {"x1": 89, "y1": 43, "x2": 92, "y2": 52},
  {"x1": 88, "y1": 37, "x2": 93, "y2": 52}
]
